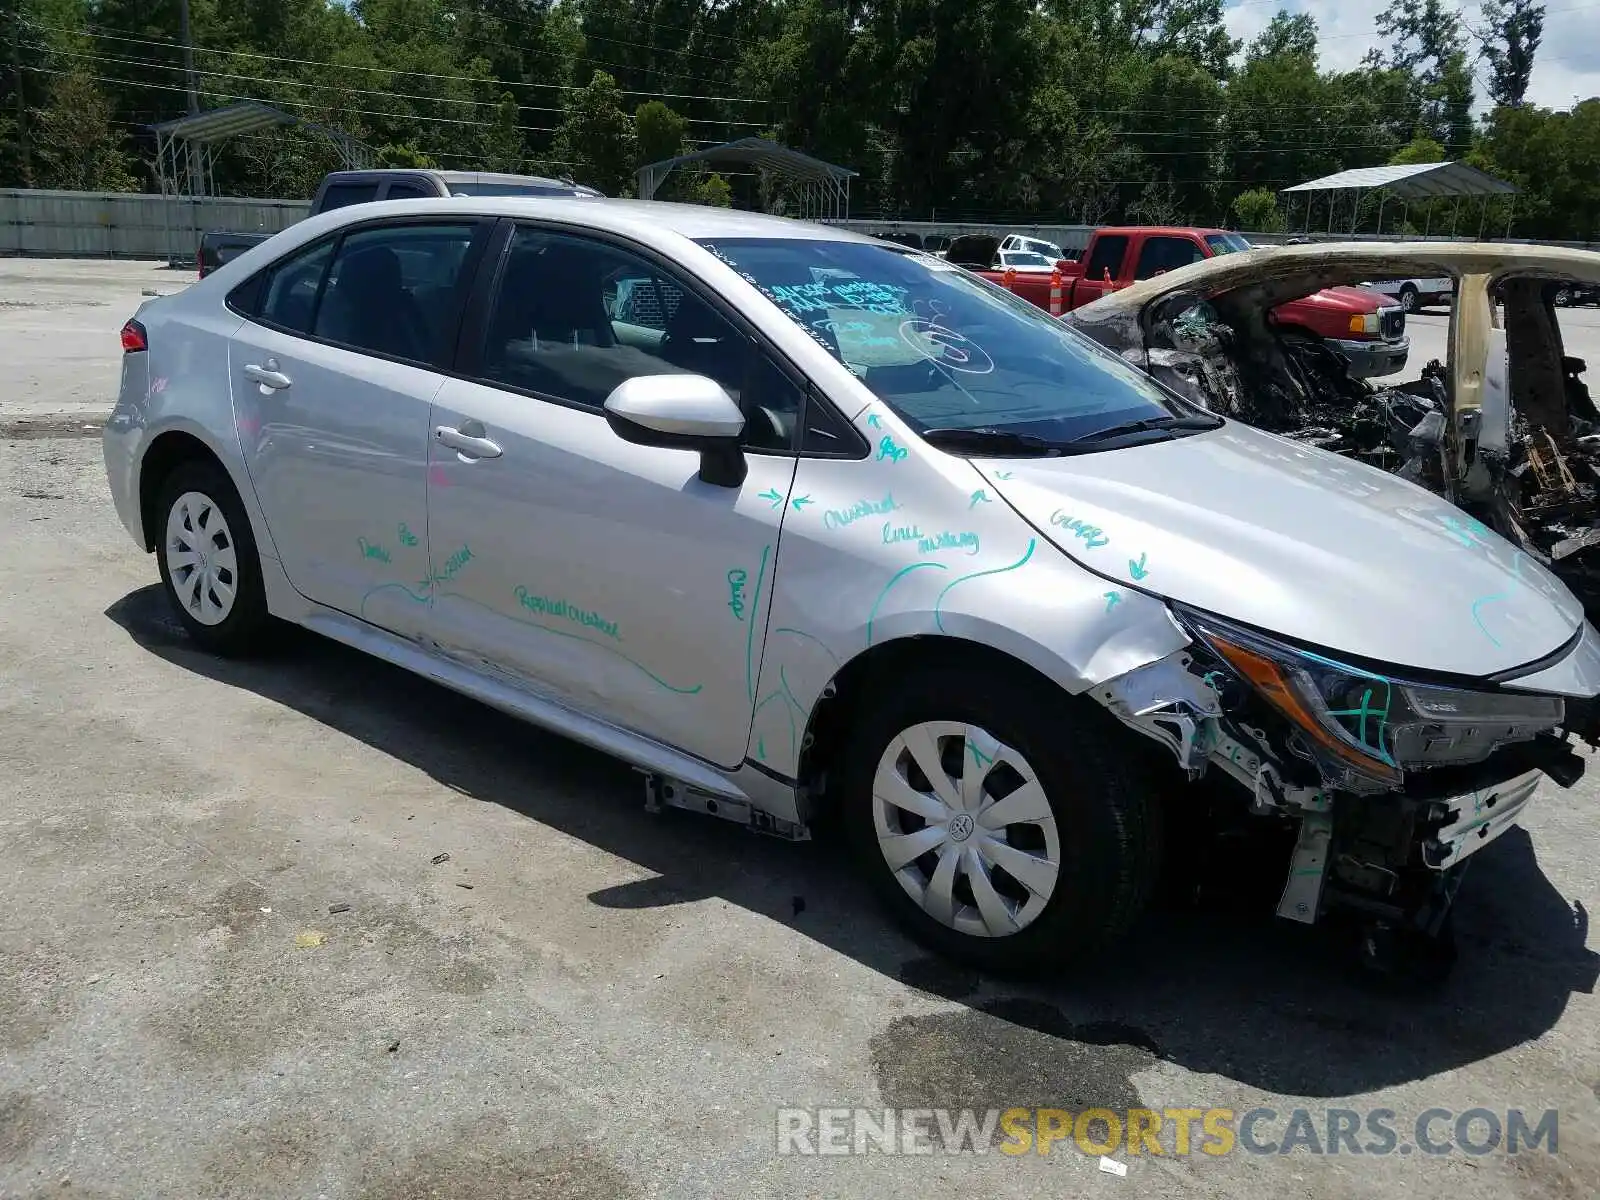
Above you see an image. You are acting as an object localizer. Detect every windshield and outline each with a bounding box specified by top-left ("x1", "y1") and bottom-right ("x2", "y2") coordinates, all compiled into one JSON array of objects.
[
  {"x1": 696, "y1": 237, "x2": 1196, "y2": 441},
  {"x1": 1001, "y1": 251, "x2": 1053, "y2": 267},
  {"x1": 1204, "y1": 233, "x2": 1253, "y2": 256}
]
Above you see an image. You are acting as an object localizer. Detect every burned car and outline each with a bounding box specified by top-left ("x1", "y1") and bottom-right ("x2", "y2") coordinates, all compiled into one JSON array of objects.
[{"x1": 1066, "y1": 242, "x2": 1600, "y2": 636}]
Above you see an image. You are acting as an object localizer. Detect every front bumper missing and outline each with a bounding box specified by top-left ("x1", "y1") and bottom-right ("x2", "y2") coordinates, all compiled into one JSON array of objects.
[
  {"x1": 1096, "y1": 649, "x2": 1579, "y2": 930},
  {"x1": 1420, "y1": 768, "x2": 1543, "y2": 869}
]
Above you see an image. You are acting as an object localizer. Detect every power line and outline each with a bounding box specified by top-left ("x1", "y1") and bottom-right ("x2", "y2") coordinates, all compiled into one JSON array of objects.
[
  {"x1": 22, "y1": 18, "x2": 772, "y2": 107},
  {"x1": 26, "y1": 39, "x2": 769, "y2": 129},
  {"x1": 18, "y1": 63, "x2": 721, "y2": 147}
]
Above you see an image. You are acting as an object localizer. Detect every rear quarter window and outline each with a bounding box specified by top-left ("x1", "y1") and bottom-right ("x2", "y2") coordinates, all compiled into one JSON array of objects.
[{"x1": 318, "y1": 182, "x2": 381, "y2": 211}]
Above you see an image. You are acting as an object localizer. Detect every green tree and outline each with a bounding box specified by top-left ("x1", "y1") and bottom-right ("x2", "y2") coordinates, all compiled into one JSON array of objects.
[
  {"x1": 1246, "y1": 10, "x2": 1318, "y2": 62},
  {"x1": 30, "y1": 66, "x2": 136, "y2": 190},
  {"x1": 1232, "y1": 187, "x2": 1286, "y2": 231},
  {"x1": 635, "y1": 100, "x2": 687, "y2": 167},
  {"x1": 377, "y1": 142, "x2": 438, "y2": 168},
  {"x1": 1479, "y1": 0, "x2": 1544, "y2": 108},
  {"x1": 1391, "y1": 134, "x2": 1447, "y2": 164},
  {"x1": 483, "y1": 91, "x2": 523, "y2": 173},
  {"x1": 688, "y1": 170, "x2": 731, "y2": 207},
  {"x1": 554, "y1": 69, "x2": 636, "y2": 195}
]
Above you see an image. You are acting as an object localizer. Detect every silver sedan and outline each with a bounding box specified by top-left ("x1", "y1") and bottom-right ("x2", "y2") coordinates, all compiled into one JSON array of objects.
[{"x1": 103, "y1": 197, "x2": 1600, "y2": 979}]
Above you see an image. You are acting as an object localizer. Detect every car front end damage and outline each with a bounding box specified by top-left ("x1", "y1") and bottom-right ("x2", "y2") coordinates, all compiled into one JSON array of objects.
[{"x1": 1091, "y1": 605, "x2": 1591, "y2": 966}]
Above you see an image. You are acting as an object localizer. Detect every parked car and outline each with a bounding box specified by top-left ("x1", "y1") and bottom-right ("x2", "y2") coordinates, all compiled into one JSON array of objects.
[
  {"x1": 949, "y1": 227, "x2": 1409, "y2": 379},
  {"x1": 106, "y1": 200, "x2": 1599, "y2": 979},
  {"x1": 197, "y1": 168, "x2": 603, "y2": 277},
  {"x1": 1552, "y1": 282, "x2": 1600, "y2": 307},
  {"x1": 1364, "y1": 276, "x2": 1455, "y2": 312},
  {"x1": 999, "y1": 233, "x2": 1067, "y2": 261}
]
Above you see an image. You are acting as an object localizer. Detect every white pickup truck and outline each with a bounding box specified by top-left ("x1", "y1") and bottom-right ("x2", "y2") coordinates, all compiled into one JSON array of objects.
[{"x1": 1363, "y1": 276, "x2": 1454, "y2": 312}]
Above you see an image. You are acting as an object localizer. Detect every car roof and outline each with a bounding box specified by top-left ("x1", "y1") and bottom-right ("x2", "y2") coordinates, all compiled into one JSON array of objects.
[{"x1": 297, "y1": 196, "x2": 885, "y2": 246}]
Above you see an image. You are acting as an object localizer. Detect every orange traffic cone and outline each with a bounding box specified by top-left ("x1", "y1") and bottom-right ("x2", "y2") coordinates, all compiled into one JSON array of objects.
[
  {"x1": 1102, "y1": 265, "x2": 1114, "y2": 292},
  {"x1": 1049, "y1": 269, "x2": 1063, "y2": 316},
  {"x1": 1003, "y1": 267, "x2": 1018, "y2": 292}
]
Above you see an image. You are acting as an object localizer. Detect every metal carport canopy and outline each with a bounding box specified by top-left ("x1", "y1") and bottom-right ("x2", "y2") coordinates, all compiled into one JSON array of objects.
[
  {"x1": 636, "y1": 137, "x2": 857, "y2": 218},
  {"x1": 1281, "y1": 161, "x2": 1517, "y2": 201}
]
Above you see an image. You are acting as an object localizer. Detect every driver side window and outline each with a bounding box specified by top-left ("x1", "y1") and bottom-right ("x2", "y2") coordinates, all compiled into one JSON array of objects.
[{"x1": 477, "y1": 227, "x2": 800, "y2": 452}]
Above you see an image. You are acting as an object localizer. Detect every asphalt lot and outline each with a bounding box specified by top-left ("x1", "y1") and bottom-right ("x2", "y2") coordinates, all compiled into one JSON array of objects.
[{"x1": 2, "y1": 257, "x2": 1599, "y2": 1198}]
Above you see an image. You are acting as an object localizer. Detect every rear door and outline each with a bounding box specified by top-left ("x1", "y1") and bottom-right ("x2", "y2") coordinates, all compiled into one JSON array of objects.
[{"x1": 228, "y1": 217, "x2": 490, "y2": 635}]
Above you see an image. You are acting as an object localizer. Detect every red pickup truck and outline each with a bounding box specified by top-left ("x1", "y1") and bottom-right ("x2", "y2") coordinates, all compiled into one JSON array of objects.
[{"x1": 946, "y1": 227, "x2": 1409, "y2": 379}]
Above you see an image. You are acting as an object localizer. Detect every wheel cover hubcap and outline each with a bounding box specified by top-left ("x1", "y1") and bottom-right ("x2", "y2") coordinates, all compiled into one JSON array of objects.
[
  {"x1": 164, "y1": 490, "x2": 238, "y2": 626},
  {"x1": 872, "y1": 720, "x2": 1062, "y2": 938}
]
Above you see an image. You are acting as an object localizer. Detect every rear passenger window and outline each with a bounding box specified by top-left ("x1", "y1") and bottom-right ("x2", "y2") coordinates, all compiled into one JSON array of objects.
[
  {"x1": 257, "y1": 239, "x2": 334, "y2": 334},
  {"x1": 312, "y1": 223, "x2": 478, "y2": 365},
  {"x1": 477, "y1": 227, "x2": 801, "y2": 451},
  {"x1": 1084, "y1": 235, "x2": 1129, "y2": 281},
  {"x1": 318, "y1": 182, "x2": 380, "y2": 210},
  {"x1": 384, "y1": 182, "x2": 433, "y2": 200}
]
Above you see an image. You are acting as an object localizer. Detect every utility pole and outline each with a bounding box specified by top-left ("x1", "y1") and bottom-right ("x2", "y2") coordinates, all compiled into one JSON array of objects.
[{"x1": 178, "y1": 0, "x2": 203, "y2": 195}]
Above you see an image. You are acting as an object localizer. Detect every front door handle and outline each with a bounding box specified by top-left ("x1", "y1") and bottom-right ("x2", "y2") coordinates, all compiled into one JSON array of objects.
[
  {"x1": 435, "y1": 424, "x2": 503, "y2": 459},
  {"x1": 242, "y1": 360, "x2": 292, "y2": 390}
]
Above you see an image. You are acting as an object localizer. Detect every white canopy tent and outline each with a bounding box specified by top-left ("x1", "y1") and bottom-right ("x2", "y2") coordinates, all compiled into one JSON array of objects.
[{"x1": 1280, "y1": 161, "x2": 1518, "y2": 239}]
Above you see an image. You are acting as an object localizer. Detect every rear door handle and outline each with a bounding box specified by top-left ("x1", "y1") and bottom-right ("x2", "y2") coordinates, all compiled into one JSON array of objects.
[
  {"x1": 242, "y1": 361, "x2": 292, "y2": 390},
  {"x1": 435, "y1": 424, "x2": 503, "y2": 459}
]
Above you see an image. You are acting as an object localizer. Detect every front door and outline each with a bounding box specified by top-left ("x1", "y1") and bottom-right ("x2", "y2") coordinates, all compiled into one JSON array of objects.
[
  {"x1": 424, "y1": 225, "x2": 805, "y2": 767},
  {"x1": 228, "y1": 218, "x2": 486, "y2": 636}
]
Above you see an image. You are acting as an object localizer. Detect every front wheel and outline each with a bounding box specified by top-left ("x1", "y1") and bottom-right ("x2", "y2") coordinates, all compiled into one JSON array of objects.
[
  {"x1": 841, "y1": 665, "x2": 1161, "y2": 976},
  {"x1": 1399, "y1": 285, "x2": 1419, "y2": 313},
  {"x1": 154, "y1": 459, "x2": 272, "y2": 656},
  {"x1": 1554, "y1": 286, "x2": 1573, "y2": 307}
]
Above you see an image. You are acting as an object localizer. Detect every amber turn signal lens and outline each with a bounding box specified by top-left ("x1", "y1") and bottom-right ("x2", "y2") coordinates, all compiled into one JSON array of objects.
[{"x1": 1204, "y1": 630, "x2": 1402, "y2": 786}]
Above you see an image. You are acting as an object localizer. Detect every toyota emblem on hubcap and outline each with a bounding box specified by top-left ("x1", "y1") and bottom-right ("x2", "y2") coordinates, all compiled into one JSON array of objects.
[{"x1": 947, "y1": 813, "x2": 976, "y2": 842}]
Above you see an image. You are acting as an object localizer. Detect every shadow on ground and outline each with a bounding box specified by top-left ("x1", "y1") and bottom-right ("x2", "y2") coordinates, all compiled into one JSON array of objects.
[{"x1": 108, "y1": 584, "x2": 1599, "y2": 1104}]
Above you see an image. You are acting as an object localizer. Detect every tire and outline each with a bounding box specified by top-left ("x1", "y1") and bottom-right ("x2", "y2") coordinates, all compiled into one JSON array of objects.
[
  {"x1": 153, "y1": 458, "x2": 272, "y2": 656},
  {"x1": 841, "y1": 663, "x2": 1162, "y2": 977},
  {"x1": 1398, "y1": 285, "x2": 1419, "y2": 313},
  {"x1": 1554, "y1": 287, "x2": 1573, "y2": 307}
]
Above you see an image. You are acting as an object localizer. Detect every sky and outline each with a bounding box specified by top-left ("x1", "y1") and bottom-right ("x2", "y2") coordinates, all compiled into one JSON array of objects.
[{"x1": 1221, "y1": 0, "x2": 1600, "y2": 110}]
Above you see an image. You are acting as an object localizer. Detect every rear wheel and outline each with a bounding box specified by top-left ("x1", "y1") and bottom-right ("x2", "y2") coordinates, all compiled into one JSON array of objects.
[
  {"x1": 841, "y1": 664, "x2": 1161, "y2": 976},
  {"x1": 154, "y1": 459, "x2": 271, "y2": 656},
  {"x1": 1554, "y1": 286, "x2": 1573, "y2": 307},
  {"x1": 1398, "y1": 284, "x2": 1419, "y2": 313}
]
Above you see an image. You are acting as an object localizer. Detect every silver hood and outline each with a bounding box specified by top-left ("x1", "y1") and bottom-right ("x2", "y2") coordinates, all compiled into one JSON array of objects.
[{"x1": 976, "y1": 420, "x2": 1584, "y2": 678}]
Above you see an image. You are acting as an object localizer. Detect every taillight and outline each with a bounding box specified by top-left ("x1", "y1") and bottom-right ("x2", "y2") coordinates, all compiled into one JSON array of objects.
[{"x1": 120, "y1": 319, "x2": 147, "y2": 353}]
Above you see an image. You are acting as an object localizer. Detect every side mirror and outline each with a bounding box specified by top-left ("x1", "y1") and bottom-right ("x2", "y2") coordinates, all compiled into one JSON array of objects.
[{"x1": 602, "y1": 374, "x2": 748, "y2": 488}]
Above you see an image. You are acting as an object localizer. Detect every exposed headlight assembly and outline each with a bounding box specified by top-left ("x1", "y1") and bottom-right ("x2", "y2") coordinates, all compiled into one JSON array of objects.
[{"x1": 1177, "y1": 610, "x2": 1565, "y2": 789}]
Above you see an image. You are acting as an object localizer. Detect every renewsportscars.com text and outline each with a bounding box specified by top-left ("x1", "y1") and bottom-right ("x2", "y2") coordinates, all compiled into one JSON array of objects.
[{"x1": 775, "y1": 1106, "x2": 1560, "y2": 1157}]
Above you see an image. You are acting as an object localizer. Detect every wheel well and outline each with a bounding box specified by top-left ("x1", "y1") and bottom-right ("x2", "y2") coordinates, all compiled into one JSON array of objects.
[
  {"x1": 137, "y1": 431, "x2": 223, "y2": 551},
  {"x1": 796, "y1": 635, "x2": 1069, "y2": 816}
]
